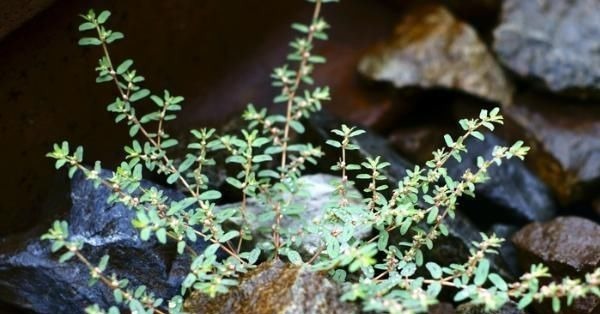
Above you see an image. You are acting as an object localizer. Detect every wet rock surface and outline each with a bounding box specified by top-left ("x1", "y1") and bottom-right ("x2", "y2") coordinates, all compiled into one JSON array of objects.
[
  {"x1": 359, "y1": 5, "x2": 512, "y2": 105},
  {"x1": 184, "y1": 259, "x2": 357, "y2": 314},
  {"x1": 0, "y1": 170, "x2": 207, "y2": 313},
  {"x1": 505, "y1": 93, "x2": 600, "y2": 204},
  {"x1": 494, "y1": 0, "x2": 600, "y2": 98}
]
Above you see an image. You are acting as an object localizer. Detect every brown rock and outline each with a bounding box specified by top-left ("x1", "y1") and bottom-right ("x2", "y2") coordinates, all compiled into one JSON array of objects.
[
  {"x1": 505, "y1": 92, "x2": 600, "y2": 204},
  {"x1": 429, "y1": 302, "x2": 455, "y2": 314},
  {"x1": 184, "y1": 260, "x2": 357, "y2": 314},
  {"x1": 512, "y1": 216, "x2": 600, "y2": 274},
  {"x1": 358, "y1": 5, "x2": 513, "y2": 105},
  {"x1": 512, "y1": 216, "x2": 600, "y2": 314}
]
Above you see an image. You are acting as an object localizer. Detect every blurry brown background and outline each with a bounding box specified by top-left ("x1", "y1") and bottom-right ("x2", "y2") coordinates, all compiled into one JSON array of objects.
[{"x1": 0, "y1": 0, "x2": 403, "y2": 236}]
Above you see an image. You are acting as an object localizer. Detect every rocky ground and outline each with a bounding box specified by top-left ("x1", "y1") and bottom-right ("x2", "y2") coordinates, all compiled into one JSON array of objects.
[{"x1": 0, "y1": 0, "x2": 598, "y2": 313}]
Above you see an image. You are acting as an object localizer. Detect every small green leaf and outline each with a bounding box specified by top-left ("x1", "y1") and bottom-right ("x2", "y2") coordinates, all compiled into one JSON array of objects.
[
  {"x1": 156, "y1": 228, "x2": 167, "y2": 244},
  {"x1": 426, "y1": 262, "x2": 442, "y2": 279},
  {"x1": 79, "y1": 37, "x2": 102, "y2": 46},
  {"x1": 177, "y1": 241, "x2": 186, "y2": 254},
  {"x1": 59, "y1": 251, "x2": 75, "y2": 263},
  {"x1": 97, "y1": 10, "x2": 111, "y2": 24},
  {"x1": 444, "y1": 134, "x2": 454, "y2": 147},
  {"x1": 105, "y1": 32, "x2": 124, "y2": 43},
  {"x1": 248, "y1": 248, "x2": 261, "y2": 264},
  {"x1": 78, "y1": 22, "x2": 96, "y2": 31},
  {"x1": 289, "y1": 120, "x2": 305, "y2": 134},
  {"x1": 116, "y1": 59, "x2": 133, "y2": 75},
  {"x1": 474, "y1": 259, "x2": 490, "y2": 286},
  {"x1": 252, "y1": 155, "x2": 272, "y2": 163},
  {"x1": 161, "y1": 139, "x2": 178, "y2": 149},
  {"x1": 219, "y1": 231, "x2": 239, "y2": 243},
  {"x1": 377, "y1": 230, "x2": 389, "y2": 251},
  {"x1": 129, "y1": 89, "x2": 150, "y2": 102},
  {"x1": 287, "y1": 250, "x2": 303, "y2": 265},
  {"x1": 199, "y1": 190, "x2": 221, "y2": 200},
  {"x1": 488, "y1": 273, "x2": 507, "y2": 291}
]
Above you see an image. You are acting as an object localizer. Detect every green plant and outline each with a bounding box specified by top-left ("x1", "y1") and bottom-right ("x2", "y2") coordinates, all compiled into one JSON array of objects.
[{"x1": 43, "y1": 1, "x2": 600, "y2": 313}]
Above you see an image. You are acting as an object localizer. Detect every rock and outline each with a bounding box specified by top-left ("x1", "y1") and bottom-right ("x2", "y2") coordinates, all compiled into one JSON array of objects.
[
  {"x1": 489, "y1": 224, "x2": 520, "y2": 277},
  {"x1": 358, "y1": 5, "x2": 513, "y2": 105},
  {"x1": 184, "y1": 259, "x2": 357, "y2": 314},
  {"x1": 505, "y1": 92, "x2": 600, "y2": 204},
  {"x1": 429, "y1": 302, "x2": 455, "y2": 314},
  {"x1": 512, "y1": 216, "x2": 600, "y2": 313},
  {"x1": 389, "y1": 124, "x2": 557, "y2": 225},
  {"x1": 456, "y1": 301, "x2": 524, "y2": 314},
  {"x1": 494, "y1": 0, "x2": 600, "y2": 98},
  {"x1": 512, "y1": 216, "x2": 600, "y2": 275},
  {"x1": 0, "y1": 170, "x2": 208, "y2": 313},
  {"x1": 222, "y1": 174, "x2": 370, "y2": 257}
]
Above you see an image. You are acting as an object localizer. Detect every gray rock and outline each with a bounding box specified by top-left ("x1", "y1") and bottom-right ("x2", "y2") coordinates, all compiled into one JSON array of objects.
[
  {"x1": 359, "y1": 5, "x2": 513, "y2": 105},
  {"x1": 494, "y1": 0, "x2": 600, "y2": 98},
  {"x1": 505, "y1": 93, "x2": 600, "y2": 204},
  {"x1": 184, "y1": 259, "x2": 357, "y2": 314},
  {"x1": 0, "y1": 170, "x2": 208, "y2": 313}
]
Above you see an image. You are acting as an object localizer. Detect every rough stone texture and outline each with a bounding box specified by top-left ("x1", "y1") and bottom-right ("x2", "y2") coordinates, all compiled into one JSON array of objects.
[
  {"x1": 505, "y1": 92, "x2": 600, "y2": 204},
  {"x1": 494, "y1": 0, "x2": 600, "y2": 98},
  {"x1": 0, "y1": 170, "x2": 207, "y2": 313},
  {"x1": 512, "y1": 216, "x2": 600, "y2": 314},
  {"x1": 184, "y1": 260, "x2": 357, "y2": 314},
  {"x1": 456, "y1": 301, "x2": 524, "y2": 314},
  {"x1": 512, "y1": 216, "x2": 600, "y2": 275},
  {"x1": 222, "y1": 174, "x2": 370, "y2": 257},
  {"x1": 359, "y1": 5, "x2": 513, "y2": 105},
  {"x1": 0, "y1": 0, "x2": 55, "y2": 40}
]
